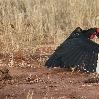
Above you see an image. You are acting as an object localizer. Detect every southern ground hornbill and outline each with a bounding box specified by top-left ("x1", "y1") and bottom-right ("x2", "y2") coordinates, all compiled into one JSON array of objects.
[{"x1": 45, "y1": 27, "x2": 99, "y2": 73}]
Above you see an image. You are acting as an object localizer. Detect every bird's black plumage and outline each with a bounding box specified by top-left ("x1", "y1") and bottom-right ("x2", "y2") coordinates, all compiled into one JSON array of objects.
[{"x1": 45, "y1": 27, "x2": 99, "y2": 73}]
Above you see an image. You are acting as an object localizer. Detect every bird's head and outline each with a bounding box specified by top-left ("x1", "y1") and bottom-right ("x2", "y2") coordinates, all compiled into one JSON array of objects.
[{"x1": 83, "y1": 28, "x2": 99, "y2": 39}]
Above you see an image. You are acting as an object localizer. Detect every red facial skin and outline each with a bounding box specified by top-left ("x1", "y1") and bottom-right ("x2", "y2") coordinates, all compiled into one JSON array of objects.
[
  {"x1": 90, "y1": 28, "x2": 99, "y2": 39},
  {"x1": 96, "y1": 28, "x2": 99, "y2": 34}
]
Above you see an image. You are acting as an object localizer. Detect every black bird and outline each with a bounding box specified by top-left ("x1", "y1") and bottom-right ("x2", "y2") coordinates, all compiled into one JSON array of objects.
[{"x1": 45, "y1": 27, "x2": 99, "y2": 73}]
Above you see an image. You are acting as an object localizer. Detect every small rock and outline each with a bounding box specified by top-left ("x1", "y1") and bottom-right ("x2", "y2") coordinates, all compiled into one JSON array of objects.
[{"x1": 0, "y1": 68, "x2": 12, "y2": 80}]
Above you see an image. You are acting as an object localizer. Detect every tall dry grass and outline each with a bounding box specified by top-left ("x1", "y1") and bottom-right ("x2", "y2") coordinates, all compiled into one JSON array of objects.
[{"x1": 0, "y1": 0, "x2": 99, "y2": 54}]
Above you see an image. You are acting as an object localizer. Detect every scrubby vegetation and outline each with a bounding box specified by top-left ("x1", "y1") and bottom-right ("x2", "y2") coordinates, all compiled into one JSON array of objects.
[{"x1": 0, "y1": 0, "x2": 98, "y2": 54}]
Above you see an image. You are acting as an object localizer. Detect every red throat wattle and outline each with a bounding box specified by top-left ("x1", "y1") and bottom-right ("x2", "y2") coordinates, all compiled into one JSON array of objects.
[
  {"x1": 90, "y1": 28, "x2": 99, "y2": 39},
  {"x1": 90, "y1": 32, "x2": 96, "y2": 39}
]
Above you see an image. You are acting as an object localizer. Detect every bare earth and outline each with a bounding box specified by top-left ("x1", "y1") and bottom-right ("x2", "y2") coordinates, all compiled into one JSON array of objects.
[{"x1": 0, "y1": 64, "x2": 99, "y2": 99}]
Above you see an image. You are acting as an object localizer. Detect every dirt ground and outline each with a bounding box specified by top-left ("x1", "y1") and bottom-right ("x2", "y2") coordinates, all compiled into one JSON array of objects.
[
  {"x1": 0, "y1": 65, "x2": 99, "y2": 99},
  {"x1": 0, "y1": 53, "x2": 99, "y2": 99}
]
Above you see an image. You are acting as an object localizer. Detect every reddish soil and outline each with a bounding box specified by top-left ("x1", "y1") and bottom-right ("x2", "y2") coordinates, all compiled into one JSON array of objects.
[
  {"x1": 0, "y1": 50, "x2": 99, "y2": 99},
  {"x1": 0, "y1": 65, "x2": 99, "y2": 99}
]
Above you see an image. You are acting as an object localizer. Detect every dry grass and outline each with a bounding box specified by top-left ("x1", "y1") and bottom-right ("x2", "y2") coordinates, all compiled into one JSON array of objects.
[{"x1": 0, "y1": 0, "x2": 99, "y2": 54}]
